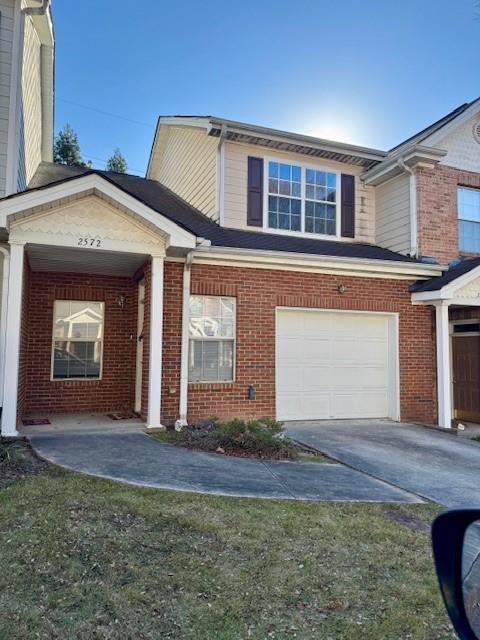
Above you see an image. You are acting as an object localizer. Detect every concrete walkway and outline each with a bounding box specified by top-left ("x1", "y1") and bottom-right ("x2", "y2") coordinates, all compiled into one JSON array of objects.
[
  {"x1": 25, "y1": 427, "x2": 421, "y2": 503},
  {"x1": 287, "y1": 420, "x2": 480, "y2": 508}
]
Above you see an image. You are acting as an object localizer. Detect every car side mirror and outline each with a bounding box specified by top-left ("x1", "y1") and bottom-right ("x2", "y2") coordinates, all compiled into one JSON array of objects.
[{"x1": 432, "y1": 509, "x2": 480, "y2": 639}]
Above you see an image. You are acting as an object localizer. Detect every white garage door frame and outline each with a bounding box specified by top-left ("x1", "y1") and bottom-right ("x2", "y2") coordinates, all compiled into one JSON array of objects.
[{"x1": 275, "y1": 307, "x2": 400, "y2": 422}]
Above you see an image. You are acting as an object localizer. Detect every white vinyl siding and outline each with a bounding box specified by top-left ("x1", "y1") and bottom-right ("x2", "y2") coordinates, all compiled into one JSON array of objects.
[
  {"x1": 432, "y1": 114, "x2": 480, "y2": 174},
  {"x1": 276, "y1": 309, "x2": 398, "y2": 421},
  {"x1": 18, "y1": 13, "x2": 42, "y2": 190},
  {"x1": 375, "y1": 173, "x2": 411, "y2": 254},
  {"x1": 223, "y1": 141, "x2": 375, "y2": 242},
  {"x1": 0, "y1": 0, "x2": 15, "y2": 197},
  {"x1": 148, "y1": 125, "x2": 218, "y2": 219}
]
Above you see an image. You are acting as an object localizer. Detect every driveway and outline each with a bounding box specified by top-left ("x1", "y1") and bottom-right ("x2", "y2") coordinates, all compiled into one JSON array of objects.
[
  {"x1": 26, "y1": 429, "x2": 420, "y2": 503},
  {"x1": 286, "y1": 420, "x2": 480, "y2": 507}
]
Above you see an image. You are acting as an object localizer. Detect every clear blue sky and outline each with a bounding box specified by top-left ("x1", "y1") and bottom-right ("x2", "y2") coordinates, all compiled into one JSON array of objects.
[{"x1": 53, "y1": 0, "x2": 479, "y2": 176}]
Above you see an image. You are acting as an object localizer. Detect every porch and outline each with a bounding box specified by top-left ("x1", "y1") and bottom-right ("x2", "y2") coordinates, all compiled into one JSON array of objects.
[
  {"x1": 412, "y1": 257, "x2": 480, "y2": 429},
  {"x1": 0, "y1": 175, "x2": 197, "y2": 436}
]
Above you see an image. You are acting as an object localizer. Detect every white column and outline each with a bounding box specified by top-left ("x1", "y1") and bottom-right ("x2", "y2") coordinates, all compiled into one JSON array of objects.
[
  {"x1": 0, "y1": 247, "x2": 10, "y2": 408},
  {"x1": 146, "y1": 254, "x2": 165, "y2": 430},
  {"x1": 1, "y1": 241, "x2": 25, "y2": 436},
  {"x1": 177, "y1": 252, "x2": 194, "y2": 428},
  {"x1": 435, "y1": 301, "x2": 452, "y2": 429}
]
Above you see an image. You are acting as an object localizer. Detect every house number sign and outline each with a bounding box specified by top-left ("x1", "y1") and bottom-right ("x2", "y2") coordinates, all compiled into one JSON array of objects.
[{"x1": 78, "y1": 237, "x2": 102, "y2": 248}]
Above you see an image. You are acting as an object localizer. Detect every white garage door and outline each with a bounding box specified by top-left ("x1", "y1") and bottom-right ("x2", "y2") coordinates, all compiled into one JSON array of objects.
[{"x1": 276, "y1": 309, "x2": 396, "y2": 421}]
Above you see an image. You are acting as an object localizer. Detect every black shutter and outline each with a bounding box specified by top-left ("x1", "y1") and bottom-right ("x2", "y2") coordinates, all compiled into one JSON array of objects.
[
  {"x1": 247, "y1": 157, "x2": 263, "y2": 227},
  {"x1": 341, "y1": 174, "x2": 355, "y2": 238}
]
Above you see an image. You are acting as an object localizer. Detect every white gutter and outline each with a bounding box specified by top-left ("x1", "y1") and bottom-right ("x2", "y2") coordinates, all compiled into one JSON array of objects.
[
  {"x1": 177, "y1": 250, "x2": 195, "y2": 428},
  {"x1": 397, "y1": 158, "x2": 417, "y2": 258},
  {"x1": 192, "y1": 245, "x2": 444, "y2": 279}
]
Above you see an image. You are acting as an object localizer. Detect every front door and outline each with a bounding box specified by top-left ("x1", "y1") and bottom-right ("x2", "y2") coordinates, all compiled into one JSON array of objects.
[
  {"x1": 452, "y1": 325, "x2": 480, "y2": 422},
  {"x1": 134, "y1": 279, "x2": 145, "y2": 414}
]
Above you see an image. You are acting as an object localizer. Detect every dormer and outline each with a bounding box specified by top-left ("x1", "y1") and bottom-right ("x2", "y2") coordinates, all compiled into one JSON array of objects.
[{"x1": 147, "y1": 116, "x2": 386, "y2": 245}]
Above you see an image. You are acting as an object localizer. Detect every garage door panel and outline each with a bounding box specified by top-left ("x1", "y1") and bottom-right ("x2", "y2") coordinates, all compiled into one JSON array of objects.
[
  {"x1": 331, "y1": 367, "x2": 388, "y2": 388},
  {"x1": 277, "y1": 392, "x2": 331, "y2": 421},
  {"x1": 277, "y1": 338, "x2": 331, "y2": 364},
  {"x1": 332, "y1": 339, "x2": 387, "y2": 364},
  {"x1": 276, "y1": 310, "x2": 395, "y2": 421}
]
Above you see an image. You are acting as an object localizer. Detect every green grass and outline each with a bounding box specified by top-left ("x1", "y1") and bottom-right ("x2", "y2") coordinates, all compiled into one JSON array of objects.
[{"x1": 0, "y1": 464, "x2": 455, "y2": 639}]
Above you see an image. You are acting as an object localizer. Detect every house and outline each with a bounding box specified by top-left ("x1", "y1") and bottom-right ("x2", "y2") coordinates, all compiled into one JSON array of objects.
[{"x1": 0, "y1": 3, "x2": 479, "y2": 437}]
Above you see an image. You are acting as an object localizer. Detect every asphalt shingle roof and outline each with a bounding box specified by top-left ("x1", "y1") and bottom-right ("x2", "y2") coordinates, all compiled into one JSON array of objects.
[
  {"x1": 22, "y1": 162, "x2": 418, "y2": 263},
  {"x1": 410, "y1": 257, "x2": 480, "y2": 293}
]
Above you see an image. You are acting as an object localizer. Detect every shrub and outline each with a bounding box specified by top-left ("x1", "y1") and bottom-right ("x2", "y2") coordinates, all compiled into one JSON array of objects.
[{"x1": 161, "y1": 417, "x2": 298, "y2": 460}]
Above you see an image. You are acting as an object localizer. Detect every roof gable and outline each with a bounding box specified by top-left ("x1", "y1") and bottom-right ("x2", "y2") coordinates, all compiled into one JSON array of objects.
[{"x1": 425, "y1": 112, "x2": 480, "y2": 173}]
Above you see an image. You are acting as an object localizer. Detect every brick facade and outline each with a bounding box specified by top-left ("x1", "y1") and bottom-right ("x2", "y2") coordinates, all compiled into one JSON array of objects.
[
  {"x1": 20, "y1": 271, "x2": 138, "y2": 416},
  {"x1": 161, "y1": 262, "x2": 437, "y2": 426},
  {"x1": 416, "y1": 164, "x2": 480, "y2": 264},
  {"x1": 17, "y1": 261, "x2": 438, "y2": 426}
]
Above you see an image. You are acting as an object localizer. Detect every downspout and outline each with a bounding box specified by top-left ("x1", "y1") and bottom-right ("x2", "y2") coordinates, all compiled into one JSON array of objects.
[
  {"x1": 216, "y1": 124, "x2": 227, "y2": 225},
  {"x1": 397, "y1": 158, "x2": 417, "y2": 258},
  {"x1": 176, "y1": 250, "x2": 195, "y2": 429}
]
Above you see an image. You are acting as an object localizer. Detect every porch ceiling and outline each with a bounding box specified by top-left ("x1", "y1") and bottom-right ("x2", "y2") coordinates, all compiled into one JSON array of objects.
[{"x1": 26, "y1": 244, "x2": 148, "y2": 277}]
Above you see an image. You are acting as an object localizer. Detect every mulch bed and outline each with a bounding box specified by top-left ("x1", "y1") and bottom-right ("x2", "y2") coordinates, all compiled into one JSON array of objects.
[{"x1": 0, "y1": 439, "x2": 50, "y2": 488}]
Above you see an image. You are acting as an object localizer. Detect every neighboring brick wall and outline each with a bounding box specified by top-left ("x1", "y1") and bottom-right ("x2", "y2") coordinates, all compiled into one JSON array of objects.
[
  {"x1": 416, "y1": 165, "x2": 480, "y2": 264},
  {"x1": 161, "y1": 263, "x2": 437, "y2": 426},
  {"x1": 21, "y1": 271, "x2": 137, "y2": 416}
]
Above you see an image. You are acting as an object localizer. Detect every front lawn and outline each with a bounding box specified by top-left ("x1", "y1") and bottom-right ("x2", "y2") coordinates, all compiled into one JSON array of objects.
[{"x1": 0, "y1": 453, "x2": 454, "y2": 639}]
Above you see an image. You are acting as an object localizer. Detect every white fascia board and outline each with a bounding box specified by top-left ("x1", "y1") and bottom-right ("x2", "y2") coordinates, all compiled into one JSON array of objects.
[
  {"x1": 193, "y1": 245, "x2": 444, "y2": 279},
  {"x1": 423, "y1": 98, "x2": 480, "y2": 147},
  {"x1": 0, "y1": 174, "x2": 197, "y2": 250},
  {"x1": 157, "y1": 116, "x2": 211, "y2": 130}
]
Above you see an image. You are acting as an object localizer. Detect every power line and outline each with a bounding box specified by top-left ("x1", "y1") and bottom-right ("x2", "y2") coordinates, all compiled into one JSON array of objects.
[{"x1": 57, "y1": 97, "x2": 156, "y2": 129}]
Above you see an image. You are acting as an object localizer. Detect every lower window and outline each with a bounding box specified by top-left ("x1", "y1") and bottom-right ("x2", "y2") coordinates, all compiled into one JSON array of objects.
[
  {"x1": 188, "y1": 295, "x2": 235, "y2": 382},
  {"x1": 52, "y1": 300, "x2": 104, "y2": 380}
]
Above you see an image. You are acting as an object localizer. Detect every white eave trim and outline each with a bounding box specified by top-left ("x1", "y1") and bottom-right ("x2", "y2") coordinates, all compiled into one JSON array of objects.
[
  {"x1": 362, "y1": 145, "x2": 447, "y2": 186},
  {"x1": 0, "y1": 174, "x2": 197, "y2": 250},
  {"x1": 192, "y1": 245, "x2": 444, "y2": 279},
  {"x1": 153, "y1": 116, "x2": 387, "y2": 163}
]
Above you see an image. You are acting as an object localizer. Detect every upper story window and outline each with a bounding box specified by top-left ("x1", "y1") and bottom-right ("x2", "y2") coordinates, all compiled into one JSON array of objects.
[
  {"x1": 458, "y1": 187, "x2": 480, "y2": 253},
  {"x1": 268, "y1": 162, "x2": 301, "y2": 231},
  {"x1": 267, "y1": 161, "x2": 338, "y2": 236}
]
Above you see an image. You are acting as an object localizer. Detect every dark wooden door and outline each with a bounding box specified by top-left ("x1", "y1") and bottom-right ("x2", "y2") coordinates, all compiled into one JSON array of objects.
[{"x1": 452, "y1": 335, "x2": 480, "y2": 421}]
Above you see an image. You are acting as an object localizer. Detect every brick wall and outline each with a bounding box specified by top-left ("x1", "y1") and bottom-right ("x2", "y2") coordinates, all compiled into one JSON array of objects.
[
  {"x1": 416, "y1": 165, "x2": 480, "y2": 264},
  {"x1": 161, "y1": 262, "x2": 437, "y2": 426},
  {"x1": 19, "y1": 262, "x2": 438, "y2": 426},
  {"x1": 21, "y1": 271, "x2": 138, "y2": 416}
]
